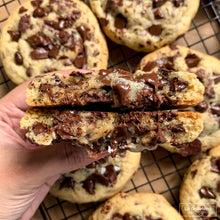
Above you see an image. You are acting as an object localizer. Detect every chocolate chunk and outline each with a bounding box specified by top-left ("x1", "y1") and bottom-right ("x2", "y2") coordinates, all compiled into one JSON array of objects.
[
  {"x1": 30, "y1": 47, "x2": 49, "y2": 59},
  {"x1": 213, "y1": 73, "x2": 220, "y2": 84},
  {"x1": 168, "y1": 124, "x2": 185, "y2": 132},
  {"x1": 58, "y1": 30, "x2": 70, "y2": 44},
  {"x1": 18, "y1": 14, "x2": 32, "y2": 33},
  {"x1": 172, "y1": 0, "x2": 184, "y2": 7},
  {"x1": 114, "y1": 14, "x2": 127, "y2": 29},
  {"x1": 194, "y1": 101, "x2": 209, "y2": 113},
  {"x1": 59, "y1": 177, "x2": 75, "y2": 189},
  {"x1": 210, "y1": 157, "x2": 220, "y2": 173},
  {"x1": 210, "y1": 103, "x2": 220, "y2": 116},
  {"x1": 19, "y1": 6, "x2": 28, "y2": 14},
  {"x1": 169, "y1": 45, "x2": 178, "y2": 50},
  {"x1": 104, "y1": 165, "x2": 117, "y2": 183},
  {"x1": 112, "y1": 83, "x2": 130, "y2": 106},
  {"x1": 8, "y1": 31, "x2": 21, "y2": 42},
  {"x1": 112, "y1": 126, "x2": 130, "y2": 146},
  {"x1": 71, "y1": 10, "x2": 81, "y2": 20},
  {"x1": 27, "y1": 33, "x2": 52, "y2": 48},
  {"x1": 179, "y1": 139, "x2": 202, "y2": 157},
  {"x1": 195, "y1": 69, "x2": 205, "y2": 82},
  {"x1": 205, "y1": 86, "x2": 215, "y2": 99},
  {"x1": 31, "y1": 0, "x2": 42, "y2": 7},
  {"x1": 198, "y1": 206, "x2": 208, "y2": 217},
  {"x1": 199, "y1": 186, "x2": 216, "y2": 199},
  {"x1": 86, "y1": 161, "x2": 97, "y2": 169},
  {"x1": 191, "y1": 170, "x2": 197, "y2": 178},
  {"x1": 74, "y1": 55, "x2": 86, "y2": 68},
  {"x1": 148, "y1": 25, "x2": 162, "y2": 36},
  {"x1": 170, "y1": 77, "x2": 188, "y2": 92},
  {"x1": 93, "y1": 50, "x2": 100, "y2": 56},
  {"x1": 33, "y1": 7, "x2": 46, "y2": 17},
  {"x1": 143, "y1": 61, "x2": 157, "y2": 72},
  {"x1": 26, "y1": 67, "x2": 33, "y2": 77},
  {"x1": 83, "y1": 179, "x2": 95, "y2": 194},
  {"x1": 77, "y1": 25, "x2": 91, "y2": 41},
  {"x1": 164, "y1": 57, "x2": 175, "y2": 70},
  {"x1": 124, "y1": 213, "x2": 137, "y2": 220},
  {"x1": 154, "y1": 9, "x2": 165, "y2": 19},
  {"x1": 153, "y1": 0, "x2": 166, "y2": 8},
  {"x1": 185, "y1": 53, "x2": 201, "y2": 68},
  {"x1": 100, "y1": 18, "x2": 109, "y2": 26},
  {"x1": 14, "y1": 52, "x2": 23, "y2": 65},
  {"x1": 32, "y1": 121, "x2": 48, "y2": 135},
  {"x1": 48, "y1": 45, "x2": 59, "y2": 58}
]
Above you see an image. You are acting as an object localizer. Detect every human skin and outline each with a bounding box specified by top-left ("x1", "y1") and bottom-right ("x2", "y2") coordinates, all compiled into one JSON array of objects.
[{"x1": 0, "y1": 69, "x2": 107, "y2": 220}]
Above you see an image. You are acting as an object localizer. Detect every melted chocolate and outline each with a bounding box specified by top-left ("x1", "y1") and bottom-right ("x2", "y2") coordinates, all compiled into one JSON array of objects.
[
  {"x1": 148, "y1": 25, "x2": 162, "y2": 36},
  {"x1": 170, "y1": 77, "x2": 188, "y2": 92},
  {"x1": 112, "y1": 84, "x2": 131, "y2": 106},
  {"x1": 178, "y1": 139, "x2": 202, "y2": 157},
  {"x1": 185, "y1": 53, "x2": 201, "y2": 68},
  {"x1": 32, "y1": 121, "x2": 48, "y2": 135},
  {"x1": 30, "y1": 47, "x2": 49, "y2": 59},
  {"x1": 210, "y1": 157, "x2": 220, "y2": 173},
  {"x1": 14, "y1": 52, "x2": 23, "y2": 65}
]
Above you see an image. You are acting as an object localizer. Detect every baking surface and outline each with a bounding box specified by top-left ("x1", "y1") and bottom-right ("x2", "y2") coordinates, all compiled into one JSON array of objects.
[{"x1": 0, "y1": 0, "x2": 219, "y2": 219}]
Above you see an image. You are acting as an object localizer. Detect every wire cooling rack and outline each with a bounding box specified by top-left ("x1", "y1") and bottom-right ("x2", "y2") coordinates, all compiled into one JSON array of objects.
[{"x1": 0, "y1": 0, "x2": 219, "y2": 219}]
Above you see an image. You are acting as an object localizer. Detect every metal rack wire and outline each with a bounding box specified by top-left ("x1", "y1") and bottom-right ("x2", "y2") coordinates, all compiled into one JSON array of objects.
[{"x1": 0, "y1": 0, "x2": 219, "y2": 219}]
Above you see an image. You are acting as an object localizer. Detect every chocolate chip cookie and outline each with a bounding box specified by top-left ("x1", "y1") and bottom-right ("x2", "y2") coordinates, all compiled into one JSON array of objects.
[
  {"x1": 26, "y1": 69, "x2": 204, "y2": 109},
  {"x1": 180, "y1": 147, "x2": 220, "y2": 219},
  {"x1": 20, "y1": 108, "x2": 203, "y2": 155},
  {"x1": 89, "y1": 0, "x2": 199, "y2": 52},
  {"x1": 137, "y1": 45, "x2": 220, "y2": 154},
  {"x1": 50, "y1": 151, "x2": 140, "y2": 203},
  {"x1": 0, "y1": 0, "x2": 108, "y2": 84},
  {"x1": 88, "y1": 192, "x2": 184, "y2": 220}
]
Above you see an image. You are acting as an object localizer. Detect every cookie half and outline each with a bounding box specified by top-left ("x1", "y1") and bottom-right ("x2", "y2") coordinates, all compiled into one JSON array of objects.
[
  {"x1": 180, "y1": 147, "x2": 220, "y2": 219},
  {"x1": 89, "y1": 0, "x2": 199, "y2": 52},
  {"x1": 20, "y1": 109, "x2": 203, "y2": 155},
  {"x1": 137, "y1": 45, "x2": 220, "y2": 153},
  {"x1": 50, "y1": 151, "x2": 140, "y2": 203},
  {"x1": 88, "y1": 192, "x2": 184, "y2": 220},
  {"x1": 26, "y1": 69, "x2": 204, "y2": 109},
  {"x1": 0, "y1": 0, "x2": 108, "y2": 84}
]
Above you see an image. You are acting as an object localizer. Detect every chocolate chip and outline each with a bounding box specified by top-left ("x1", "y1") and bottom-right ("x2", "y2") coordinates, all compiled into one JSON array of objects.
[
  {"x1": 198, "y1": 206, "x2": 209, "y2": 217},
  {"x1": 77, "y1": 25, "x2": 91, "y2": 41},
  {"x1": 7, "y1": 31, "x2": 21, "y2": 42},
  {"x1": 100, "y1": 18, "x2": 109, "y2": 26},
  {"x1": 124, "y1": 213, "x2": 137, "y2": 220},
  {"x1": 14, "y1": 52, "x2": 23, "y2": 65},
  {"x1": 172, "y1": 0, "x2": 184, "y2": 7},
  {"x1": 71, "y1": 10, "x2": 81, "y2": 20},
  {"x1": 27, "y1": 33, "x2": 52, "y2": 48},
  {"x1": 169, "y1": 45, "x2": 178, "y2": 50},
  {"x1": 58, "y1": 30, "x2": 70, "y2": 44},
  {"x1": 83, "y1": 179, "x2": 95, "y2": 194},
  {"x1": 33, "y1": 7, "x2": 46, "y2": 17},
  {"x1": 48, "y1": 45, "x2": 59, "y2": 58},
  {"x1": 74, "y1": 55, "x2": 86, "y2": 68},
  {"x1": 114, "y1": 14, "x2": 127, "y2": 29},
  {"x1": 210, "y1": 103, "x2": 220, "y2": 116},
  {"x1": 18, "y1": 14, "x2": 32, "y2": 33},
  {"x1": 31, "y1": 0, "x2": 42, "y2": 7},
  {"x1": 191, "y1": 170, "x2": 197, "y2": 178},
  {"x1": 199, "y1": 186, "x2": 216, "y2": 199},
  {"x1": 148, "y1": 25, "x2": 162, "y2": 36},
  {"x1": 112, "y1": 84, "x2": 130, "y2": 106},
  {"x1": 195, "y1": 69, "x2": 205, "y2": 82},
  {"x1": 154, "y1": 8, "x2": 165, "y2": 19},
  {"x1": 26, "y1": 67, "x2": 33, "y2": 77},
  {"x1": 213, "y1": 73, "x2": 220, "y2": 84},
  {"x1": 170, "y1": 77, "x2": 188, "y2": 92},
  {"x1": 217, "y1": 180, "x2": 220, "y2": 193},
  {"x1": 30, "y1": 47, "x2": 49, "y2": 59},
  {"x1": 104, "y1": 165, "x2": 117, "y2": 183},
  {"x1": 19, "y1": 6, "x2": 28, "y2": 14},
  {"x1": 111, "y1": 126, "x2": 130, "y2": 145},
  {"x1": 143, "y1": 61, "x2": 157, "y2": 72},
  {"x1": 59, "y1": 177, "x2": 75, "y2": 189},
  {"x1": 194, "y1": 101, "x2": 209, "y2": 113},
  {"x1": 32, "y1": 121, "x2": 48, "y2": 135},
  {"x1": 153, "y1": 0, "x2": 166, "y2": 8},
  {"x1": 93, "y1": 50, "x2": 100, "y2": 56},
  {"x1": 210, "y1": 157, "x2": 220, "y2": 173},
  {"x1": 179, "y1": 139, "x2": 202, "y2": 157},
  {"x1": 185, "y1": 53, "x2": 201, "y2": 68}
]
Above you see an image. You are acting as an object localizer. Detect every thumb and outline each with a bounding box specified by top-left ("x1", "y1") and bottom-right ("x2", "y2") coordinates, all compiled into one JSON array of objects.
[{"x1": 22, "y1": 142, "x2": 108, "y2": 185}]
